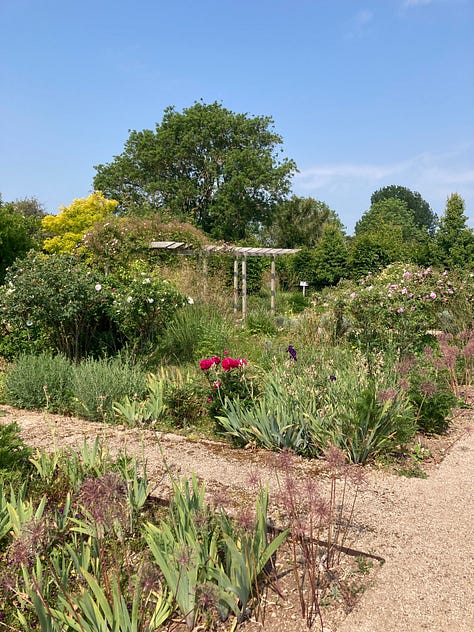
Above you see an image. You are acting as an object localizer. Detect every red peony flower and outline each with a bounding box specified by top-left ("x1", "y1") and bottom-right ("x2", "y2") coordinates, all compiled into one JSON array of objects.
[
  {"x1": 221, "y1": 357, "x2": 246, "y2": 371},
  {"x1": 200, "y1": 358, "x2": 214, "y2": 370},
  {"x1": 199, "y1": 356, "x2": 221, "y2": 370}
]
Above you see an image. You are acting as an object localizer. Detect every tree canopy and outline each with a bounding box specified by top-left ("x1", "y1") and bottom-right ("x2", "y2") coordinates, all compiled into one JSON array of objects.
[
  {"x1": 265, "y1": 195, "x2": 343, "y2": 248},
  {"x1": 93, "y1": 101, "x2": 297, "y2": 242},
  {"x1": 436, "y1": 193, "x2": 474, "y2": 269},
  {"x1": 0, "y1": 196, "x2": 42, "y2": 283},
  {"x1": 42, "y1": 192, "x2": 118, "y2": 254},
  {"x1": 370, "y1": 185, "x2": 437, "y2": 234}
]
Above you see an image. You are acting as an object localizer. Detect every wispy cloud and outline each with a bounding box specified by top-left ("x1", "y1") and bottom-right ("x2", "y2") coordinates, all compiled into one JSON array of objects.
[
  {"x1": 344, "y1": 9, "x2": 374, "y2": 39},
  {"x1": 402, "y1": 0, "x2": 434, "y2": 7},
  {"x1": 293, "y1": 146, "x2": 474, "y2": 228}
]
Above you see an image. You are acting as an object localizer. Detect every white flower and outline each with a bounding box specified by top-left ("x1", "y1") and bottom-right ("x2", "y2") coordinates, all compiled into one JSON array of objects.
[
  {"x1": 187, "y1": 296, "x2": 194, "y2": 304},
  {"x1": 142, "y1": 278, "x2": 151, "y2": 284},
  {"x1": 147, "y1": 298, "x2": 154, "y2": 303},
  {"x1": 127, "y1": 296, "x2": 133, "y2": 303},
  {"x1": 26, "y1": 320, "x2": 33, "y2": 327},
  {"x1": 95, "y1": 284, "x2": 102, "y2": 291}
]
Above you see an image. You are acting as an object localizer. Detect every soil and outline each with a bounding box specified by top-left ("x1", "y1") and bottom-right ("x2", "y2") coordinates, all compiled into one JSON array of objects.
[{"x1": 1, "y1": 394, "x2": 473, "y2": 632}]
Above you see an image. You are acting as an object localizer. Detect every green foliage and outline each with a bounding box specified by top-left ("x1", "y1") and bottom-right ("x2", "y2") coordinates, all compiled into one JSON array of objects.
[
  {"x1": 277, "y1": 223, "x2": 348, "y2": 292},
  {"x1": 83, "y1": 216, "x2": 207, "y2": 274},
  {"x1": 0, "y1": 197, "x2": 41, "y2": 283},
  {"x1": 159, "y1": 303, "x2": 233, "y2": 362},
  {"x1": 217, "y1": 350, "x2": 416, "y2": 463},
  {"x1": 329, "y1": 380, "x2": 415, "y2": 464},
  {"x1": 436, "y1": 193, "x2": 474, "y2": 270},
  {"x1": 42, "y1": 192, "x2": 118, "y2": 254},
  {"x1": 285, "y1": 291, "x2": 311, "y2": 314},
  {"x1": 401, "y1": 347, "x2": 458, "y2": 435},
  {"x1": 113, "y1": 372, "x2": 167, "y2": 427},
  {"x1": 93, "y1": 100, "x2": 297, "y2": 240},
  {"x1": 145, "y1": 475, "x2": 287, "y2": 628},
  {"x1": 370, "y1": 185, "x2": 437, "y2": 234},
  {"x1": 4, "y1": 353, "x2": 73, "y2": 412},
  {"x1": 109, "y1": 266, "x2": 186, "y2": 355},
  {"x1": 350, "y1": 198, "x2": 430, "y2": 276},
  {"x1": 0, "y1": 252, "x2": 115, "y2": 360},
  {"x1": 244, "y1": 308, "x2": 278, "y2": 336},
  {"x1": 161, "y1": 368, "x2": 207, "y2": 429},
  {"x1": 2, "y1": 354, "x2": 148, "y2": 421},
  {"x1": 328, "y1": 263, "x2": 474, "y2": 355},
  {"x1": 71, "y1": 355, "x2": 148, "y2": 422},
  {"x1": 265, "y1": 195, "x2": 343, "y2": 248},
  {"x1": 200, "y1": 353, "x2": 256, "y2": 420},
  {"x1": 0, "y1": 422, "x2": 32, "y2": 483}
]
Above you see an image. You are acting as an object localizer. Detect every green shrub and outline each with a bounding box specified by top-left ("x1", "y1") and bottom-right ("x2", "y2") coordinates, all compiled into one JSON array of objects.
[
  {"x1": 159, "y1": 303, "x2": 233, "y2": 362},
  {"x1": 400, "y1": 347, "x2": 458, "y2": 435},
  {"x1": 286, "y1": 292, "x2": 310, "y2": 314},
  {"x1": 72, "y1": 356, "x2": 148, "y2": 422},
  {"x1": 323, "y1": 263, "x2": 474, "y2": 355},
  {"x1": 0, "y1": 252, "x2": 117, "y2": 361},
  {"x1": 244, "y1": 309, "x2": 278, "y2": 337},
  {"x1": 109, "y1": 269, "x2": 186, "y2": 354},
  {"x1": 4, "y1": 353, "x2": 73, "y2": 412},
  {"x1": 0, "y1": 422, "x2": 32, "y2": 484}
]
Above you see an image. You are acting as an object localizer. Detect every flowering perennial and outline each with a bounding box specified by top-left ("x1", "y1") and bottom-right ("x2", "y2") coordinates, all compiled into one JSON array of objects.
[{"x1": 199, "y1": 356, "x2": 221, "y2": 370}]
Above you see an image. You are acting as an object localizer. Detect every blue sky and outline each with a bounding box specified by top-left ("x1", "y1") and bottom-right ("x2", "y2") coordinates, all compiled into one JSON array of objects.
[{"x1": 1, "y1": 0, "x2": 473, "y2": 234}]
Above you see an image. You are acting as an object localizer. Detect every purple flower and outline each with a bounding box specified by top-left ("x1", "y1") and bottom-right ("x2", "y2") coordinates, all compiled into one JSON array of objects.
[{"x1": 287, "y1": 345, "x2": 297, "y2": 361}]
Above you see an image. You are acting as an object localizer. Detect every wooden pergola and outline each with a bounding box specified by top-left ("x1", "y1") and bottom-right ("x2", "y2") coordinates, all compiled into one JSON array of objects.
[{"x1": 150, "y1": 241, "x2": 299, "y2": 318}]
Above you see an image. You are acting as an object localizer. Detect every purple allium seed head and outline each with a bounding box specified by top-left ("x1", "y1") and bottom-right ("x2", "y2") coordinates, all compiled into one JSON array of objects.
[
  {"x1": 347, "y1": 464, "x2": 367, "y2": 488},
  {"x1": 247, "y1": 469, "x2": 262, "y2": 490},
  {"x1": 196, "y1": 582, "x2": 220, "y2": 612},
  {"x1": 420, "y1": 380, "x2": 437, "y2": 398},
  {"x1": 463, "y1": 340, "x2": 474, "y2": 359},
  {"x1": 77, "y1": 472, "x2": 128, "y2": 531},
  {"x1": 139, "y1": 562, "x2": 163, "y2": 595},
  {"x1": 399, "y1": 378, "x2": 410, "y2": 391},
  {"x1": 236, "y1": 507, "x2": 256, "y2": 532},
  {"x1": 278, "y1": 449, "x2": 296, "y2": 471},
  {"x1": 376, "y1": 388, "x2": 398, "y2": 403},
  {"x1": 397, "y1": 354, "x2": 416, "y2": 376},
  {"x1": 324, "y1": 446, "x2": 347, "y2": 472}
]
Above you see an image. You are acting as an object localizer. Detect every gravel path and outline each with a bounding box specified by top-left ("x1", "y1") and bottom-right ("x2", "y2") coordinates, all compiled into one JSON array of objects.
[
  {"x1": 337, "y1": 422, "x2": 474, "y2": 632},
  {"x1": 1, "y1": 404, "x2": 473, "y2": 631}
]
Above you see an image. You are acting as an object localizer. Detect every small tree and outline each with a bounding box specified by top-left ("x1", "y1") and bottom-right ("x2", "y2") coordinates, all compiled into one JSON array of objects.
[
  {"x1": 266, "y1": 195, "x2": 342, "y2": 248},
  {"x1": 436, "y1": 193, "x2": 474, "y2": 269},
  {"x1": 42, "y1": 192, "x2": 118, "y2": 254}
]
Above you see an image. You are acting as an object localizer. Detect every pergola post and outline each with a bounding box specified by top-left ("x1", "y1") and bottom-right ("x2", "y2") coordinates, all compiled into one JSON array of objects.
[
  {"x1": 233, "y1": 256, "x2": 239, "y2": 314},
  {"x1": 241, "y1": 254, "x2": 247, "y2": 320},
  {"x1": 270, "y1": 255, "x2": 276, "y2": 315},
  {"x1": 202, "y1": 254, "x2": 208, "y2": 298}
]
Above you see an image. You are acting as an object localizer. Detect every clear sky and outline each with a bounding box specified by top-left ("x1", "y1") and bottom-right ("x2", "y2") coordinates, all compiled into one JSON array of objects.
[{"x1": 1, "y1": 0, "x2": 473, "y2": 234}]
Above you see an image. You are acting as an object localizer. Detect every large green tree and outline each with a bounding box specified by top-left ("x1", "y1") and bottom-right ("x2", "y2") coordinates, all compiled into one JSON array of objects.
[
  {"x1": 93, "y1": 101, "x2": 297, "y2": 241},
  {"x1": 370, "y1": 185, "x2": 437, "y2": 234},
  {"x1": 436, "y1": 193, "x2": 474, "y2": 269},
  {"x1": 265, "y1": 195, "x2": 343, "y2": 248}
]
